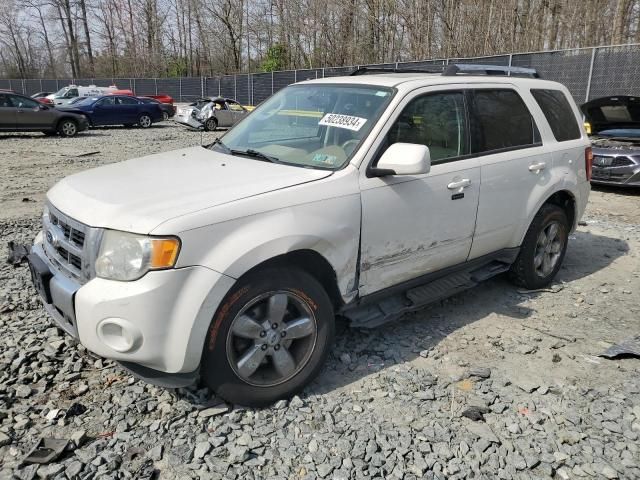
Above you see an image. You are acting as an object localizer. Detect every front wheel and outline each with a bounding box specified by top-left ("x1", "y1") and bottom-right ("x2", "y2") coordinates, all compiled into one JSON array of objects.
[
  {"x1": 202, "y1": 268, "x2": 334, "y2": 407},
  {"x1": 138, "y1": 114, "x2": 152, "y2": 128},
  {"x1": 509, "y1": 204, "x2": 569, "y2": 289},
  {"x1": 58, "y1": 119, "x2": 78, "y2": 137}
]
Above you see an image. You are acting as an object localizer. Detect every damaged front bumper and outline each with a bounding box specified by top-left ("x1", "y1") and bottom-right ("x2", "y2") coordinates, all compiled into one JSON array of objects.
[{"x1": 28, "y1": 232, "x2": 236, "y2": 387}]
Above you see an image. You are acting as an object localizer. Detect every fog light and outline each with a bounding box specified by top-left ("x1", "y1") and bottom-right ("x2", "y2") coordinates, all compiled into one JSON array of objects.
[{"x1": 97, "y1": 318, "x2": 142, "y2": 353}]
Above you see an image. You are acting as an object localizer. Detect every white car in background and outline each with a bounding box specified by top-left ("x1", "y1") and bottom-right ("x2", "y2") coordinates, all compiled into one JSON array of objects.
[
  {"x1": 47, "y1": 84, "x2": 119, "y2": 106},
  {"x1": 29, "y1": 65, "x2": 590, "y2": 406},
  {"x1": 174, "y1": 96, "x2": 248, "y2": 131}
]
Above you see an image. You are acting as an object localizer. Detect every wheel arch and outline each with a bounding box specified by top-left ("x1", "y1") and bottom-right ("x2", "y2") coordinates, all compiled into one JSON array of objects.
[
  {"x1": 237, "y1": 249, "x2": 344, "y2": 310},
  {"x1": 518, "y1": 189, "x2": 577, "y2": 245}
]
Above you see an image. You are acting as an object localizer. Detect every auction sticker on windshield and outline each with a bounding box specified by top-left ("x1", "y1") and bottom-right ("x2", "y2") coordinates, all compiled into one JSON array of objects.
[{"x1": 319, "y1": 113, "x2": 367, "y2": 131}]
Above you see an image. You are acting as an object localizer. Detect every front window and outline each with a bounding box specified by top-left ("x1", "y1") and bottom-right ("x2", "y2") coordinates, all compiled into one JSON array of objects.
[
  {"x1": 215, "y1": 84, "x2": 394, "y2": 170},
  {"x1": 386, "y1": 91, "x2": 469, "y2": 162}
]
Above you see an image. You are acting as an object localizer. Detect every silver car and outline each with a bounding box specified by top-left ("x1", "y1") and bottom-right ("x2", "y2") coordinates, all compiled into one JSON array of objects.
[
  {"x1": 174, "y1": 97, "x2": 248, "y2": 131},
  {"x1": 582, "y1": 95, "x2": 640, "y2": 187}
]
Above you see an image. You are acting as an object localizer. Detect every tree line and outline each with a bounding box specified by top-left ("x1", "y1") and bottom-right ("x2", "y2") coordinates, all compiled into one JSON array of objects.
[{"x1": 1, "y1": 0, "x2": 639, "y2": 79}]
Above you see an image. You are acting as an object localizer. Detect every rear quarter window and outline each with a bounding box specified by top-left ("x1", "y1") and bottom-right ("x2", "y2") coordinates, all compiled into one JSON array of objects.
[{"x1": 531, "y1": 89, "x2": 581, "y2": 142}]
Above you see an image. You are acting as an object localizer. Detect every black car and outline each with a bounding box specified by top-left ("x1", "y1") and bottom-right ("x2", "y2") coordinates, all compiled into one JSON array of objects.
[
  {"x1": 0, "y1": 92, "x2": 88, "y2": 137},
  {"x1": 582, "y1": 96, "x2": 640, "y2": 187},
  {"x1": 139, "y1": 97, "x2": 175, "y2": 121}
]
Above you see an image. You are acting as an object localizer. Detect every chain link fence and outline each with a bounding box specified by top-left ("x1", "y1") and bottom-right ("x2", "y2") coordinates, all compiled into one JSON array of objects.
[{"x1": 2, "y1": 44, "x2": 639, "y2": 106}]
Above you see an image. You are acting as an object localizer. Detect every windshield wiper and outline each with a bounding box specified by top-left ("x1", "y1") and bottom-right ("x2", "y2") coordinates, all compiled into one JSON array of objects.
[
  {"x1": 207, "y1": 137, "x2": 231, "y2": 152},
  {"x1": 229, "y1": 148, "x2": 282, "y2": 164}
]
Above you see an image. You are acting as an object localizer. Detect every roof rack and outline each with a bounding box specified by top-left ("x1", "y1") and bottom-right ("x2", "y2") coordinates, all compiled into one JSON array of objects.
[
  {"x1": 350, "y1": 66, "x2": 444, "y2": 76},
  {"x1": 442, "y1": 64, "x2": 540, "y2": 78}
]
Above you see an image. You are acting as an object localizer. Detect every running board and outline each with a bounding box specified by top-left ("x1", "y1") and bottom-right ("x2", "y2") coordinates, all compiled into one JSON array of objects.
[{"x1": 342, "y1": 257, "x2": 513, "y2": 329}]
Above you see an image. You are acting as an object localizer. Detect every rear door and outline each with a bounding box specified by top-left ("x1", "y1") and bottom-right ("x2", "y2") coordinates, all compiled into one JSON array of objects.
[
  {"x1": 116, "y1": 96, "x2": 141, "y2": 123},
  {"x1": 0, "y1": 93, "x2": 16, "y2": 129},
  {"x1": 467, "y1": 87, "x2": 551, "y2": 259}
]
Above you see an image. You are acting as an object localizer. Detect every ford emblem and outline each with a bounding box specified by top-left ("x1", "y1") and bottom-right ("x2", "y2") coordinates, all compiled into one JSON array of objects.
[{"x1": 45, "y1": 230, "x2": 57, "y2": 246}]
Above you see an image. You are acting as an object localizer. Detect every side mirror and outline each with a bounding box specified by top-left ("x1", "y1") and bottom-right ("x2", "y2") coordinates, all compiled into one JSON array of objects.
[{"x1": 369, "y1": 143, "x2": 431, "y2": 177}]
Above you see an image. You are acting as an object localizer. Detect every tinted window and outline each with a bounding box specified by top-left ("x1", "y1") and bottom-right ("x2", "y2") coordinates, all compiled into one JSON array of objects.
[
  {"x1": 470, "y1": 89, "x2": 540, "y2": 153},
  {"x1": 0, "y1": 93, "x2": 12, "y2": 108},
  {"x1": 117, "y1": 96, "x2": 140, "y2": 105},
  {"x1": 97, "y1": 97, "x2": 115, "y2": 106},
  {"x1": 531, "y1": 89, "x2": 581, "y2": 141},
  {"x1": 387, "y1": 92, "x2": 468, "y2": 162},
  {"x1": 10, "y1": 95, "x2": 39, "y2": 109}
]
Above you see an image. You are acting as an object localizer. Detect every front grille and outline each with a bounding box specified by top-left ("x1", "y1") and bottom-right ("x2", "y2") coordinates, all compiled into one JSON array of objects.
[
  {"x1": 50, "y1": 212, "x2": 86, "y2": 248},
  {"x1": 43, "y1": 204, "x2": 93, "y2": 282}
]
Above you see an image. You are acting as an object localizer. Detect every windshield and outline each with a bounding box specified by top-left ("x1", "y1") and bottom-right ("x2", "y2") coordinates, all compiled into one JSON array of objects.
[{"x1": 215, "y1": 84, "x2": 394, "y2": 170}]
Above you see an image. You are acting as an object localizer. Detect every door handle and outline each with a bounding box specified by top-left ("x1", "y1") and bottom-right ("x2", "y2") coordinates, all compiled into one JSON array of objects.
[
  {"x1": 528, "y1": 162, "x2": 546, "y2": 172},
  {"x1": 447, "y1": 178, "x2": 471, "y2": 190}
]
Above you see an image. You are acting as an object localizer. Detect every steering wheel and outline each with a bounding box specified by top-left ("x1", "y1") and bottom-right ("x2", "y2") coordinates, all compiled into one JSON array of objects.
[{"x1": 341, "y1": 139, "x2": 360, "y2": 155}]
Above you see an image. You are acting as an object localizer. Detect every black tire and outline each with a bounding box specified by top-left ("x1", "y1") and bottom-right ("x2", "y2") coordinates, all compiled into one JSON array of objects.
[
  {"x1": 57, "y1": 119, "x2": 78, "y2": 137},
  {"x1": 202, "y1": 267, "x2": 334, "y2": 407},
  {"x1": 509, "y1": 203, "x2": 569, "y2": 289},
  {"x1": 162, "y1": 111, "x2": 169, "y2": 122},
  {"x1": 138, "y1": 114, "x2": 152, "y2": 128},
  {"x1": 204, "y1": 117, "x2": 217, "y2": 132}
]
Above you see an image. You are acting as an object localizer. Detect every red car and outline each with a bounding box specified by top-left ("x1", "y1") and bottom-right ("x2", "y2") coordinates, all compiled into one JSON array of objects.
[{"x1": 144, "y1": 94, "x2": 174, "y2": 105}]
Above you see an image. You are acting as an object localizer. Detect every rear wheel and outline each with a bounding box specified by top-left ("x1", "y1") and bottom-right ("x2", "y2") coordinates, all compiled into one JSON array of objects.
[
  {"x1": 204, "y1": 117, "x2": 217, "y2": 132},
  {"x1": 202, "y1": 268, "x2": 334, "y2": 407},
  {"x1": 162, "y1": 111, "x2": 169, "y2": 121},
  {"x1": 58, "y1": 119, "x2": 78, "y2": 137},
  {"x1": 509, "y1": 204, "x2": 569, "y2": 289},
  {"x1": 138, "y1": 114, "x2": 152, "y2": 128}
]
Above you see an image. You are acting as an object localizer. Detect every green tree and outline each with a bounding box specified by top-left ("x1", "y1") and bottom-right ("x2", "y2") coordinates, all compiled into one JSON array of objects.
[{"x1": 261, "y1": 44, "x2": 287, "y2": 72}]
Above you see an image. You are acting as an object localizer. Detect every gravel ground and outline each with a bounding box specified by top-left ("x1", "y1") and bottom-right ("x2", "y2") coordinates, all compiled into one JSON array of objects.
[{"x1": 1, "y1": 124, "x2": 639, "y2": 480}]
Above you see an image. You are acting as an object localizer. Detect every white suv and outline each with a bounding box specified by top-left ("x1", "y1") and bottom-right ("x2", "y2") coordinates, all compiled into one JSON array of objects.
[{"x1": 28, "y1": 66, "x2": 591, "y2": 406}]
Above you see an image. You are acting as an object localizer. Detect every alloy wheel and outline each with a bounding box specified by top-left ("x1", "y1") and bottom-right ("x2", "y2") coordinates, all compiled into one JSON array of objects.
[
  {"x1": 61, "y1": 121, "x2": 76, "y2": 136},
  {"x1": 139, "y1": 115, "x2": 152, "y2": 128},
  {"x1": 226, "y1": 291, "x2": 318, "y2": 387},
  {"x1": 534, "y1": 221, "x2": 564, "y2": 277}
]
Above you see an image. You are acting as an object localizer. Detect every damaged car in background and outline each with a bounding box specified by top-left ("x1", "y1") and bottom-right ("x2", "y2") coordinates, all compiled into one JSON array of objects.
[
  {"x1": 174, "y1": 96, "x2": 248, "y2": 131},
  {"x1": 582, "y1": 95, "x2": 640, "y2": 187}
]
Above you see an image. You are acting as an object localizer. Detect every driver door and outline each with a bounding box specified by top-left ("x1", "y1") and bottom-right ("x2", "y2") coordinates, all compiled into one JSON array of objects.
[
  {"x1": 10, "y1": 94, "x2": 53, "y2": 129},
  {"x1": 358, "y1": 88, "x2": 481, "y2": 295}
]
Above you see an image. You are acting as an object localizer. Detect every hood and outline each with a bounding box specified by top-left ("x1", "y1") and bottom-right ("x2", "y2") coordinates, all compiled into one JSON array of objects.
[
  {"x1": 582, "y1": 95, "x2": 640, "y2": 134},
  {"x1": 47, "y1": 146, "x2": 333, "y2": 233}
]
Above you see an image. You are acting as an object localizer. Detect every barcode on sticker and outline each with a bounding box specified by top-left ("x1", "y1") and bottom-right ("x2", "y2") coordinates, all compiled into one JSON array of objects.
[{"x1": 319, "y1": 113, "x2": 367, "y2": 131}]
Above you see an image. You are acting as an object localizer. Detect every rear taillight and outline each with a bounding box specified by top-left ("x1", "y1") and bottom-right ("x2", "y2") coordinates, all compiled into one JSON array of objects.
[{"x1": 585, "y1": 147, "x2": 593, "y2": 181}]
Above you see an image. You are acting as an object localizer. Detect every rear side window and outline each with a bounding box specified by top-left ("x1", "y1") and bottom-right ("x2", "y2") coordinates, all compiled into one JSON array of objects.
[
  {"x1": 470, "y1": 89, "x2": 541, "y2": 154},
  {"x1": 117, "y1": 97, "x2": 140, "y2": 105},
  {"x1": 531, "y1": 89, "x2": 581, "y2": 141}
]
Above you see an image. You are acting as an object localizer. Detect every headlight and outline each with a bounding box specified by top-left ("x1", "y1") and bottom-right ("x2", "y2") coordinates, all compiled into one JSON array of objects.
[{"x1": 95, "y1": 230, "x2": 180, "y2": 281}]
